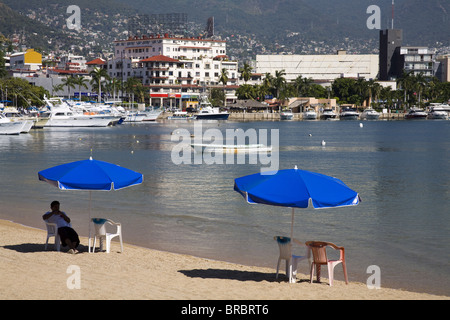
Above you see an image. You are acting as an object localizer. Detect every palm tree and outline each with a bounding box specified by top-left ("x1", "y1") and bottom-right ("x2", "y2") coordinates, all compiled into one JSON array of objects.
[
  {"x1": 61, "y1": 76, "x2": 76, "y2": 98},
  {"x1": 219, "y1": 68, "x2": 229, "y2": 107},
  {"x1": 239, "y1": 62, "x2": 253, "y2": 84},
  {"x1": 89, "y1": 67, "x2": 110, "y2": 102},
  {"x1": 273, "y1": 70, "x2": 286, "y2": 99},
  {"x1": 73, "y1": 76, "x2": 88, "y2": 101}
]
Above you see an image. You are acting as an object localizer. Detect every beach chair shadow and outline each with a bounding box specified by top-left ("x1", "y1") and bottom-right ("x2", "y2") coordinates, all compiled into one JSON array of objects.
[{"x1": 178, "y1": 268, "x2": 278, "y2": 282}]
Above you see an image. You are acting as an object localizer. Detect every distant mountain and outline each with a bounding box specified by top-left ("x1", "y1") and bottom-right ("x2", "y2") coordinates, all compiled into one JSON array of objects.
[
  {"x1": 0, "y1": 0, "x2": 448, "y2": 56},
  {"x1": 117, "y1": 0, "x2": 450, "y2": 45}
]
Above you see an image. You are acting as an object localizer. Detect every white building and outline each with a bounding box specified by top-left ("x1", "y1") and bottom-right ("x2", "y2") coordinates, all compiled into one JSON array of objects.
[
  {"x1": 256, "y1": 51, "x2": 379, "y2": 82},
  {"x1": 112, "y1": 34, "x2": 238, "y2": 107}
]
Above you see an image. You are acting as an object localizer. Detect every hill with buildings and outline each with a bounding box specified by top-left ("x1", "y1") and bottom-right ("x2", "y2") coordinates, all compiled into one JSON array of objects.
[{"x1": 0, "y1": 0, "x2": 448, "y2": 60}]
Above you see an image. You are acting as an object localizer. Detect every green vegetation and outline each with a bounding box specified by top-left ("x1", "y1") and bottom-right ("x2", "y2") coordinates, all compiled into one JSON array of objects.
[{"x1": 236, "y1": 70, "x2": 450, "y2": 110}]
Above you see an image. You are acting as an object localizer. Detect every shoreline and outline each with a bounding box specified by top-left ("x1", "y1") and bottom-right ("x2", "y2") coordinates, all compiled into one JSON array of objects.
[{"x1": 0, "y1": 219, "x2": 448, "y2": 300}]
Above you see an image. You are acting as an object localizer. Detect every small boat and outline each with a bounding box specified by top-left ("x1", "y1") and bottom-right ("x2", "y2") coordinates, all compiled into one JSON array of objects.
[
  {"x1": 280, "y1": 110, "x2": 294, "y2": 120},
  {"x1": 320, "y1": 109, "x2": 337, "y2": 120},
  {"x1": 193, "y1": 95, "x2": 229, "y2": 120},
  {"x1": 141, "y1": 108, "x2": 162, "y2": 121},
  {"x1": 0, "y1": 113, "x2": 29, "y2": 135},
  {"x1": 427, "y1": 104, "x2": 449, "y2": 120},
  {"x1": 361, "y1": 107, "x2": 380, "y2": 120},
  {"x1": 339, "y1": 107, "x2": 359, "y2": 120},
  {"x1": 168, "y1": 111, "x2": 193, "y2": 120},
  {"x1": 123, "y1": 111, "x2": 146, "y2": 122},
  {"x1": 191, "y1": 143, "x2": 272, "y2": 153},
  {"x1": 2, "y1": 107, "x2": 35, "y2": 132},
  {"x1": 405, "y1": 107, "x2": 427, "y2": 120},
  {"x1": 303, "y1": 108, "x2": 317, "y2": 120}
]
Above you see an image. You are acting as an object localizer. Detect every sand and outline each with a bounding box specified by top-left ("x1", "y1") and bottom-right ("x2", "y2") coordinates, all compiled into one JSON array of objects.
[{"x1": 0, "y1": 219, "x2": 448, "y2": 301}]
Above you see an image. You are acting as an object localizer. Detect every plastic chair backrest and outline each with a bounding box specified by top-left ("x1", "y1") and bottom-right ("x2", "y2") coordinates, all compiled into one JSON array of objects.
[
  {"x1": 46, "y1": 222, "x2": 58, "y2": 235},
  {"x1": 275, "y1": 236, "x2": 292, "y2": 260},
  {"x1": 92, "y1": 218, "x2": 108, "y2": 236},
  {"x1": 306, "y1": 241, "x2": 329, "y2": 264}
]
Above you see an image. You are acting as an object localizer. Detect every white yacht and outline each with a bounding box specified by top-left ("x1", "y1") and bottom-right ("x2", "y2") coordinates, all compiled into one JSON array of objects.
[
  {"x1": 141, "y1": 108, "x2": 162, "y2": 121},
  {"x1": 303, "y1": 108, "x2": 317, "y2": 120},
  {"x1": 191, "y1": 143, "x2": 272, "y2": 153},
  {"x1": 361, "y1": 108, "x2": 380, "y2": 120},
  {"x1": 405, "y1": 107, "x2": 427, "y2": 120},
  {"x1": 427, "y1": 104, "x2": 449, "y2": 120},
  {"x1": 339, "y1": 107, "x2": 360, "y2": 120},
  {"x1": 168, "y1": 111, "x2": 193, "y2": 120},
  {"x1": 280, "y1": 110, "x2": 294, "y2": 120},
  {"x1": 192, "y1": 95, "x2": 229, "y2": 120},
  {"x1": 320, "y1": 108, "x2": 337, "y2": 120},
  {"x1": 0, "y1": 113, "x2": 29, "y2": 135},
  {"x1": 41, "y1": 96, "x2": 114, "y2": 127},
  {"x1": 2, "y1": 107, "x2": 35, "y2": 132}
]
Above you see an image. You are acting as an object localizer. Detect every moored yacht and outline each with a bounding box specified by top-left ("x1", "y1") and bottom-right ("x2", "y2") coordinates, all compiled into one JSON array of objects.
[
  {"x1": 303, "y1": 108, "x2": 317, "y2": 120},
  {"x1": 405, "y1": 107, "x2": 427, "y2": 120},
  {"x1": 361, "y1": 107, "x2": 380, "y2": 120},
  {"x1": 339, "y1": 107, "x2": 359, "y2": 120},
  {"x1": 41, "y1": 96, "x2": 114, "y2": 127},
  {"x1": 280, "y1": 109, "x2": 294, "y2": 120},
  {"x1": 427, "y1": 104, "x2": 449, "y2": 120},
  {"x1": 0, "y1": 113, "x2": 29, "y2": 135},
  {"x1": 320, "y1": 108, "x2": 337, "y2": 120},
  {"x1": 193, "y1": 95, "x2": 229, "y2": 120}
]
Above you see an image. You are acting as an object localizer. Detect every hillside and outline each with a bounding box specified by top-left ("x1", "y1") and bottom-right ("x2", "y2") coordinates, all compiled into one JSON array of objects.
[{"x1": 0, "y1": 0, "x2": 448, "y2": 58}]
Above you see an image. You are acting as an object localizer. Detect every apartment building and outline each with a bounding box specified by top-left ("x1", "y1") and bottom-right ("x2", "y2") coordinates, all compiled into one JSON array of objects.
[{"x1": 111, "y1": 34, "x2": 238, "y2": 107}]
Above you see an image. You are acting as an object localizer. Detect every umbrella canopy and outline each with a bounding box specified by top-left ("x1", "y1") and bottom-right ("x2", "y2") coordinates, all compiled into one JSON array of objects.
[
  {"x1": 38, "y1": 157, "x2": 143, "y2": 191},
  {"x1": 234, "y1": 166, "x2": 360, "y2": 238}
]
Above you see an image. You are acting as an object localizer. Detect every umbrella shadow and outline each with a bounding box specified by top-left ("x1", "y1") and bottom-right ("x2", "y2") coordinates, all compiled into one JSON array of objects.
[
  {"x1": 178, "y1": 268, "x2": 279, "y2": 283},
  {"x1": 2, "y1": 243, "x2": 89, "y2": 253}
]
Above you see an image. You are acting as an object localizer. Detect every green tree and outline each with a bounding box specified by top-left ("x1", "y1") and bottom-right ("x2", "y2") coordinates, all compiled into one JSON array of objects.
[
  {"x1": 73, "y1": 76, "x2": 89, "y2": 100},
  {"x1": 89, "y1": 67, "x2": 110, "y2": 102},
  {"x1": 61, "y1": 76, "x2": 76, "y2": 98},
  {"x1": 239, "y1": 62, "x2": 252, "y2": 84}
]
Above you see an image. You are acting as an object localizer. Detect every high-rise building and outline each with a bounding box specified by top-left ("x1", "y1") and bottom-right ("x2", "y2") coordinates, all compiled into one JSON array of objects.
[{"x1": 379, "y1": 29, "x2": 403, "y2": 80}]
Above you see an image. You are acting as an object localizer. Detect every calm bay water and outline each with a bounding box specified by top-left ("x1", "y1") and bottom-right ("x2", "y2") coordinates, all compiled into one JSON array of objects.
[{"x1": 1, "y1": 119, "x2": 449, "y2": 296}]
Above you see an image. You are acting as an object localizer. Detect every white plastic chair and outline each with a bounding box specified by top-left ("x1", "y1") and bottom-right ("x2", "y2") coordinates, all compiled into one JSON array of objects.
[
  {"x1": 45, "y1": 222, "x2": 60, "y2": 251},
  {"x1": 274, "y1": 236, "x2": 310, "y2": 283},
  {"x1": 89, "y1": 218, "x2": 123, "y2": 253}
]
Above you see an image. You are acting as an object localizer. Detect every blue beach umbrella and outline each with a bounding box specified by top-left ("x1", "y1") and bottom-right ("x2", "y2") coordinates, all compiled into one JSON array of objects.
[
  {"x1": 234, "y1": 166, "x2": 360, "y2": 238},
  {"x1": 38, "y1": 157, "x2": 143, "y2": 251}
]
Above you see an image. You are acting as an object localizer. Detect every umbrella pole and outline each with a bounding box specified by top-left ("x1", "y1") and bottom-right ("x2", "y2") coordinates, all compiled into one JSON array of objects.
[
  {"x1": 88, "y1": 191, "x2": 92, "y2": 253},
  {"x1": 291, "y1": 208, "x2": 294, "y2": 239}
]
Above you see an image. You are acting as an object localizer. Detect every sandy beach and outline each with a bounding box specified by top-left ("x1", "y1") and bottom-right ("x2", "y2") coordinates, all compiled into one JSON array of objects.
[{"x1": 0, "y1": 219, "x2": 448, "y2": 301}]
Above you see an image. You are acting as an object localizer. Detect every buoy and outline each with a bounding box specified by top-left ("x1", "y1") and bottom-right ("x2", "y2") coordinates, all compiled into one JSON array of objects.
[
  {"x1": 360, "y1": 123, "x2": 363, "y2": 128},
  {"x1": 321, "y1": 140, "x2": 326, "y2": 146},
  {"x1": 309, "y1": 133, "x2": 312, "y2": 137}
]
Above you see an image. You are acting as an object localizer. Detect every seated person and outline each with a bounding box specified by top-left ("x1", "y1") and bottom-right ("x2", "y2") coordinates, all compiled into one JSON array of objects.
[{"x1": 43, "y1": 201, "x2": 80, "y2": 254}]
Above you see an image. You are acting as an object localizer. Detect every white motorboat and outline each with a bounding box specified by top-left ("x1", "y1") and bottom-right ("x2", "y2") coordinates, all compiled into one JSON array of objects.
[
  {"x1": 41, "y1": 96, "x2": 114, "y2": 127},
  {"x1": 141, "y1": 108, "x2": 162, "y2": 121},
  {"x1": 427, "y1": 104, "x2": 449, "y2": 120},
  {"x1": 0, "y1": 113, "x2": 29, "y2": 135},
  {"x1": 123, "y1": 111, "x2": 146, "y2": 122},
  {"x1": 2, "y1": 107, "x2": 35, "y2": 132},
  {"x1": 191, "y1": 143, "x2": 272, "y2": 153},
  {"x1": 168, "y1": 111, "x2": 193, "y2": 120},
  {"x1": 320, "y1": 109, "x2": 337, "y2": 120},
  {"x1": 303, "y1": 108, "x2": 317, "y2": 120},
  {"x1": 405, "y1": 107, "x2": 427, "y2": 120},
  {"x1": 361, "y1": 107, "x2": 380, "y2": 120},
  {"x1": 280, "y1": 110, "x2": 294, "y2": 120},
  {"x1": 339, "y1": 107, "x2": 360, "y2": 120},
  {"x1": 193, "y1": 95, "x2": 229, "y2": 120}
]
